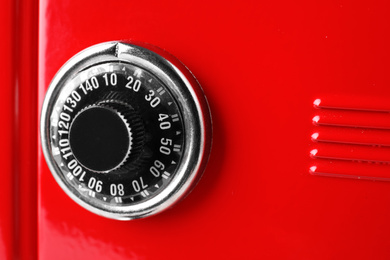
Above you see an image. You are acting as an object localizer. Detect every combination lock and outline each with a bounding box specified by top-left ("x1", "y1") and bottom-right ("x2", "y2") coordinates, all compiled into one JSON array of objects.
[{"x1": 40, "y1": 41, "x2": 212, "y2": 220}]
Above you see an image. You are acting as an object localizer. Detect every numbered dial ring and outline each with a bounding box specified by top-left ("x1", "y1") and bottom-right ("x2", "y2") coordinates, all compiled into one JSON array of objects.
[{"x1": 41, "y1": 42, "x2": 212, "y2": 220}]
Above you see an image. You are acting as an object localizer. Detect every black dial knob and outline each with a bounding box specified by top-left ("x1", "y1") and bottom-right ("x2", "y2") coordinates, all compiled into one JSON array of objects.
[
  {"x1": 69, "y1": 104, "x2": 133, "y2": 173},
  {"x1": 41, "y1": 41, "x2": 212, "y2": 220}
]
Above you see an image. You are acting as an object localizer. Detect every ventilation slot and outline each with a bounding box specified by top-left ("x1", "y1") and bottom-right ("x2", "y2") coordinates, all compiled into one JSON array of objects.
[{"x1": 310, "y1": 98, "x2": 390, "y2": 181}]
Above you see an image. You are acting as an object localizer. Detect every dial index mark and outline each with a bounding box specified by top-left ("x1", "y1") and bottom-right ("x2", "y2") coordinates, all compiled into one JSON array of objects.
[
  {"x1": 173, "y1": 144, "x2": 181, "y2": 152},
  {"x1": 89, "y1": 190, "x2": 96, "y2": 197},
  {"x1": 157, "y1": 87, "x2": 166, "y2": 96},
  {"x1": 171, "y1": 114, "x2": 179, "y2": 122},
  {"x1": 133, "y1": 69, "x2": 142, "y2": 77},
  {"x1": 162, "y1": 171, "x2": 171, "y2": 179},
  {"x1": 67, "y1": 172, "x2": 74, "y2": 180},
  {"x1": 140, "y1": 190, "x2": 149, "y2": 197}
]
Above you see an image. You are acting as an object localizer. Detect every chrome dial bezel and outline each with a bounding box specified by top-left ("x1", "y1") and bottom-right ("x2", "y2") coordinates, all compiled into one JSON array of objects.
[{"x1": 40, "y1": 41, "x2": 212, "y2": 220}]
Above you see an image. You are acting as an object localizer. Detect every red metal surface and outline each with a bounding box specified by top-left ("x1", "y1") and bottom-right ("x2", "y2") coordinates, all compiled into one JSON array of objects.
[
  {"x1": 17, "y1": 0, "x2": 39, "y2": 259},
  {"x1": 0, "y1": 0, "x2": 16, "y2": 258},
  {"x1": 1, "y1": 0, "x2": 38, "y2": 259},
  {"x1": 0, "y1": 0, "x2": 388, "y2": 259}
]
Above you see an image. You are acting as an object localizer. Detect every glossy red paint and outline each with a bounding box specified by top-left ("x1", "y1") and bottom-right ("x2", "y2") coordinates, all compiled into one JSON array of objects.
[
  {"x1": 0, "y1": 0, "x2": 16, "y2": 258},
  {"x1": 1, "y1": 0, "x2": 389, "y2": 259},
  {"x1": 1, "y1": 0, "x2": 38, "y2": 259}
]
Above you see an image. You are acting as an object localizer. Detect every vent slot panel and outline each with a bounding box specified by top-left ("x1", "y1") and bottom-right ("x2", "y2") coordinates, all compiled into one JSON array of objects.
[{"x1": 310, "y1": 98, "x2": 390, "y2": 181}]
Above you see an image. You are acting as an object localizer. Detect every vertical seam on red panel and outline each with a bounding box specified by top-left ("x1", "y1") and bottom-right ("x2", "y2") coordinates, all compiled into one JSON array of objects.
[
  {"x1": 12, "y1": 0, "x2": 21, "y2": 257},
  {"x1": 13, "y1": 0, "x2": 39, "y2": 259}
]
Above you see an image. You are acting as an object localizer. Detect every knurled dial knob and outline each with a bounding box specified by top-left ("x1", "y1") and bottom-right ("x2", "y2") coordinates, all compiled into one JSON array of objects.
[{"x1": 69, "y1": 100, "x2": 144, "y2": 174}]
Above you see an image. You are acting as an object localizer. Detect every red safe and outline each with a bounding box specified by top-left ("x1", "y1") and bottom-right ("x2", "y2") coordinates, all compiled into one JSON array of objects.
[{"x1": 2, "y1": 0, "x2": 390, "y2": 259}]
